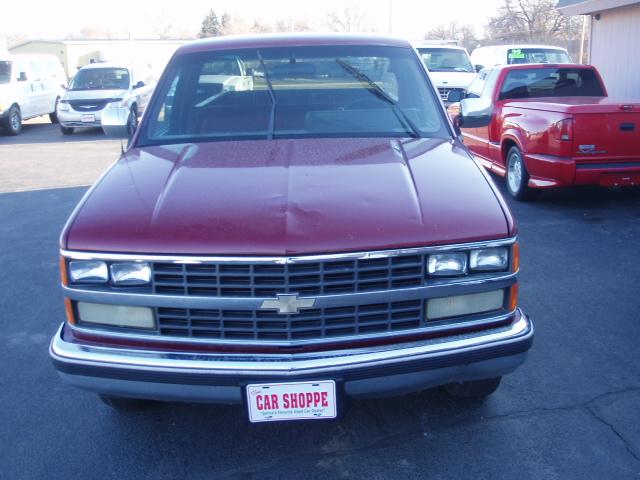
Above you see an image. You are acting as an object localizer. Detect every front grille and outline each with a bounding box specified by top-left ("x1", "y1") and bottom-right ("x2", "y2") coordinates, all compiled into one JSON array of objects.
[
  {"x1": 152, "y1": 255, "x2": 425, "y2": 298},
  {"x1": 68, "y1": 99, "x2": 111, "y2": 112},
  {"x1": 157, "y1": 300, "x2": 424, "y2": 340},
  {"x1": 437, "y1": 87, "x2": 464, "y2": 102}
]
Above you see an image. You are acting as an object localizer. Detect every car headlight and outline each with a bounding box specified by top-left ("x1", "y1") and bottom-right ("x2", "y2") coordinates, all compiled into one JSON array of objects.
[
  {"x1": 427, "y1": 290, "x2": 505, "y2": 320},
  {"x1": 110, "y1": 262, "x2": 151, "y2": 285},
  {"x1": 57, "y1": 101, "x2": 69, "y2": 111},
  {"x1": 469, "y1": 247, "x2": 509, "y2": 272},
  {"x1": 68, "y1": 260, "x2": 109, "y2": 283},
  {"x1": 427, "y1": 253, "x2": 468, "y2": 276},
  {"x1": 106, "y1": 98, "x2": 127, "y2": 108}
]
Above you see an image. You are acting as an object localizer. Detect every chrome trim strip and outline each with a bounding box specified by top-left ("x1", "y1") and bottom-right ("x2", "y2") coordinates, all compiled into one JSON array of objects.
[
  {"x1": 69, "y1": 310, "x2": 518, "y2": 348},
  {"x1": 50, "y1": 312, "x2": 532, "y2": 376},
  {"x1": 60, "y1": 237, "x2": 516, "y2": 264},
  {"x1": 62, "y1": 272, "x2": 516, "y2": 309}
]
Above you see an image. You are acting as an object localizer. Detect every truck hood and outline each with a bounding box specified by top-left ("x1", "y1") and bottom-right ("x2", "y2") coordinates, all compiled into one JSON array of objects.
[
  {"x1": 63, "y1": 89, "x2": 128, "y2": 101},
  {"x1": 428, "y1": 71, "x2": 477, "y2": 89},
  {"x1": 64, "y1": 138, "x2": 510, "y2": 255}
]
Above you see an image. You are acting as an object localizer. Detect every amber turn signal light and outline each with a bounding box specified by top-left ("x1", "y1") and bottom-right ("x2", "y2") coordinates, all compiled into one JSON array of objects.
[
  {"x1": 60, "y1": 256, "x2": 69, "y2": 286},
  {"x1": 509, "y1": 284, "x2": 519, "y2": 311},
  {"x1": 512, "y1": 242, "x2": 520, "y2": 272},
  {"x1": 64, "y1": 298, "x2": 76, "y2": 325}
]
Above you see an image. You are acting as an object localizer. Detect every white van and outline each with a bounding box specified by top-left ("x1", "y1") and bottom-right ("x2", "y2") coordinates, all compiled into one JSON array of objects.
[
  {"x1": 413, "y1": 43, "x2": 477, "y2": 105},
  {"x1": 57, "y1": 62, "x2": 155, "y2": 135},
  {"x1": 470, "y1": 45, "x2": 572, "y2": 70},
  {"x1": 0, "y1": 54, "x2": 67, "y2": 135}
]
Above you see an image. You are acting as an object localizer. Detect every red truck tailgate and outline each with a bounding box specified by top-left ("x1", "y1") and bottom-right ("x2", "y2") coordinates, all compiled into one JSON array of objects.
[{"x1": 571, "y1": 103, "x2": 640, "y2": 159}]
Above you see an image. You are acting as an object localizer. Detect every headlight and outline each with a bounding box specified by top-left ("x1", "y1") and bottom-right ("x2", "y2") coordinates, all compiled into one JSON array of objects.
[
  {"x1": 110, "y1": 262, "x2": 151, "y2": 285},
  {"x1": 106, "y1": 98, "x2": 127, "y2": 108},
  {"x1": 427, "y1": 290, "x2": 505, "y2": 320},
  {"x1": 469, "y1": 247, "x2": 509, "y2": 272},
  {"x1": 77, "y1": 302, "x2": 155, "y2": 329},
  {"x1": 68, "y1": 260, "x2": 108, "y2": 283},
  {"x1": 57, "y1": 101, "x2": 69, "y2": 111},
  {"x1": 427, "y1": 253, "x2": 468, "y2": 276}
]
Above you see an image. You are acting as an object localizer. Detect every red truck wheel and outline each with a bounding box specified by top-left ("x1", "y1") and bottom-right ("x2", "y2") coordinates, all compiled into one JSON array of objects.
[{"x1": 506, "y1": 146, "x2": 540, "y2": 201}]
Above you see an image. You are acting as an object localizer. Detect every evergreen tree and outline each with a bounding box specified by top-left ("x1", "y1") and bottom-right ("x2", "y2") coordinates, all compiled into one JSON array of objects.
[{"x1": 199, "y1": 9, "x2": 222, "y2": 38}]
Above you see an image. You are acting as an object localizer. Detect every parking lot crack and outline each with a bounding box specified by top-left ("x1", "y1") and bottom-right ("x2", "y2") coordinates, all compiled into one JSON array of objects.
[{"x1": 585, "y1": 406, "x2": 640, "y2": 463}]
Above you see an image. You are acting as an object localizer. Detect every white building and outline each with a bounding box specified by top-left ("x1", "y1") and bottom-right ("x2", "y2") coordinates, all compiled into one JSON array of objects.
[
  {"x1": 9, "y1": 39, "x2": 188, "y2": 80},
  {"x1": 558, "y1": 0, "x2": 640, "y2": 98}
]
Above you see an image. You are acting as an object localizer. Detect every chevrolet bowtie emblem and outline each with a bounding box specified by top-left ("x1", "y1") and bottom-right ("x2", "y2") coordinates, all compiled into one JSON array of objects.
[{"x1": 260, "y1": 294, "x2": 316, "y2": 314}]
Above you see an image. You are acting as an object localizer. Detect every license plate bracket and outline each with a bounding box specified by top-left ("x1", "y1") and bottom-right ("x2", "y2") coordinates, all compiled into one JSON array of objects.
[{"x1": 245, "y1": 380, "x2": 337, "y2": 423}]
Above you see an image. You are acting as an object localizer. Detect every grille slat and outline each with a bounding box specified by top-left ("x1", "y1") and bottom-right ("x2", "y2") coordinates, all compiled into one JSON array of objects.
[
  {"x1": 152, "y1": 255, "x2": 427, "y2": 298},
  {"x1": 156, "y1": 300, "x2": 425, "y2": 341},
  {"x1": 152, "y1": 254, "x2": 433, "y2": 341}
]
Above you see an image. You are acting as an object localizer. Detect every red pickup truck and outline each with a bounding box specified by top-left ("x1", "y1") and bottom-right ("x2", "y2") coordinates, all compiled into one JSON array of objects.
[
  {"x1": 49, "y1": 34, "x2": 532, "y2": 421},
  {"x1": 451, "y1": 64, "x2": 640, "y2": 199}
]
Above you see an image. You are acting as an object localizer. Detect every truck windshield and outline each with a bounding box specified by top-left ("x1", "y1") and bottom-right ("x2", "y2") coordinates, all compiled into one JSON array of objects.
[
  {"x1": 0, "y1": 61, "x2": 11, "y2": 84},
  {"x1": 70, "y1": 67, "x2": 130, "y2": 90},
  {"x1": 500, "y1": 68, "x2": 605, "y2": 99},
  {"x1": 141, "y1": 45, "x2": 447, "y2": 145},
  {"x1": 417, "y1": 48, "x2": 474, "y2": 73},
  {"x1": 507, "y1": 48, "x2": 571, "y2": 64}
]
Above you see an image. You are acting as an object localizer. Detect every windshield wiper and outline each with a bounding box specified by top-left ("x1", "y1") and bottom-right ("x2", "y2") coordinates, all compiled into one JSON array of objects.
[
  {"x1": 336, "y1": 58, "x2": 421, "y2": 139},
  {"x1": 257, "y1": 50, "x2": 276, "y2": 140}
]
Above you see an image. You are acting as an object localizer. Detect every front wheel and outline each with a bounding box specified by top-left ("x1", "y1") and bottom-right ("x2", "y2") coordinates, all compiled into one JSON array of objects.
[
  {"x1": 60, "y1": 125, "x2": 74, "y2": 135},
  {"x1": 506, "y1": 146, "x2": 540, "y2": 201},
  {"x1": 444, "y1": 377, "x2": 502, "y2": 399},
  {"x1": 126, "y1": 106, "x2": 138, "y2": 135},
  {"x1": 49, "y1": 98, "x2": 60, "y2": 124},
  {"x1": 3, "y1": 105, "x2": 22, "y2": 135}
]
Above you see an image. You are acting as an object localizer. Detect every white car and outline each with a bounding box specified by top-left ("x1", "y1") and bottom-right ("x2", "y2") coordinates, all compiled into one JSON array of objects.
[
  {"x1": 0, "y1": 54, "x2": 66, "y2": 135},
  {"x1": 57, "y1": 62, "x2": 155, "y2": 135},
  {"x1": 470, "y1": 45, "x2": 572, "y2": 70},
  {"x1": 414, "y1": 43, "x2": 477, "y2": 105}
]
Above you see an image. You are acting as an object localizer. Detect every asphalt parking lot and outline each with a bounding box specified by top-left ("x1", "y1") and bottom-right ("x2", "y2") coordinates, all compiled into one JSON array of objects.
[{"x1": 1, "y1": 122, "x2": 639, "y2": 480}]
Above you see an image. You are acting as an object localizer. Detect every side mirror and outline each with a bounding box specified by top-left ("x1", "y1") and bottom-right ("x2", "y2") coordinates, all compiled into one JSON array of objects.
[
  {"x1": 101, "y1": 106, "x2": 132, "y2": 139},
  {"x1": 60, "y1": 84, "x2": 68, "y2": 90},
  {"x1": 18, "y1": 72, "x2": 28, "y2": 82},
  {"x1": 133, "y1": 80, "x2": 145, "y2": 89},
  {"x1": 446, "y1": 89, "x2": 464, "y2": 103},
  {"x1": 474, "y1": 64, "x2": 484, "y2": 73},
  {"x1": 459, "y1": 97, "x2": 494, "y2": 128}
]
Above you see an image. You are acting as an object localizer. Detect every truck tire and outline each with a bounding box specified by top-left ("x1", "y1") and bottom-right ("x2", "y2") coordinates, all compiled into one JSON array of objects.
[
  {"x1": 444, "y1": 377, "x2": 502, "y2": 398},
  {"x1": 60, "y1": 126, "x2": 74, "y2": 135},
  {"x1": 3, "y1": 105, "x2": 22, "y2": 135},
  {"x1": 49, "y1": 97, "x2": 60, "y2": 124},
  {"x1": 98, "y1": 394, "x2": 154, "y2": 410},
  {"x1": 506, "y1": 146, "x2": 540, "y2": 201}
]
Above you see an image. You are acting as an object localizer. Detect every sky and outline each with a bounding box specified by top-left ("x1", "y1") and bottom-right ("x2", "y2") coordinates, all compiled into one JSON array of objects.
[{"x1": 2, "y1": 0, "x2": 505, "y2": 42}]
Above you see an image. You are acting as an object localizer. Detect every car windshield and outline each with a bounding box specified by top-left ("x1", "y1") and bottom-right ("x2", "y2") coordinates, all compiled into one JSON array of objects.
[
  {"x1": 141, "y1": 45, "x2": 447, "y2": 145},
  {"x1": 0, "y1": 61, "x2": 11, "y2": 84},
  {"x1": 417, "y1": 48, "x2": 474, "y2": 73},
  {"x1": 500, "y1": 68, "x2": 605, "y2": 99},
  {"x1": 70, "y1": 67, "x2": 130, "y2": 90},
  {"x1": 507, "y1": 48, "x2": 571, "y2": 64}
]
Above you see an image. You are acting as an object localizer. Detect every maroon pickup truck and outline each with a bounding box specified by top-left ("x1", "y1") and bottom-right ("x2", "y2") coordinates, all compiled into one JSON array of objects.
[
  {"x1": 450, "y1": 64, "x2": 640, "y2": 199},
  {"x1": 50, "y1": 34, "x2": 532, "y2": 422}
]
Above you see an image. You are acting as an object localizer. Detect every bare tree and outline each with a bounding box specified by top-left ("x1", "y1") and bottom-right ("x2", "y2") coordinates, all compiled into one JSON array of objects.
[
  {"x1": 424, "y1": 22, "x2": 480, "y2": 52},
  {"x1": 325, "y1": 7, "x2": 373, "y2": 33}
]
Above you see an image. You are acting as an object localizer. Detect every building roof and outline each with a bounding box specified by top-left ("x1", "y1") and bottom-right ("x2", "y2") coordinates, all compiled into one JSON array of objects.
[{"x1": 557, "y1": 0, "x2": 640, "y2": 14}]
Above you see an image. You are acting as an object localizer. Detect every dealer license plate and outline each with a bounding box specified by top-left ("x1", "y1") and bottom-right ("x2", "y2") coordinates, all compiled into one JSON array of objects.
[
  {"x1": 81, "y1": 114, "x2": 95, "y2": 123},
  {"x1": 246, "y1": 380, "x2": 337, "y2": 423}
]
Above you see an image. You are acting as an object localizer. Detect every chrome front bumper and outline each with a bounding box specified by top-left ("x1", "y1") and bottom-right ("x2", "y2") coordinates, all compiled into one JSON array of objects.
[{"x1": 50, "y1": 309, "x2": 533, "y2": 403}]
